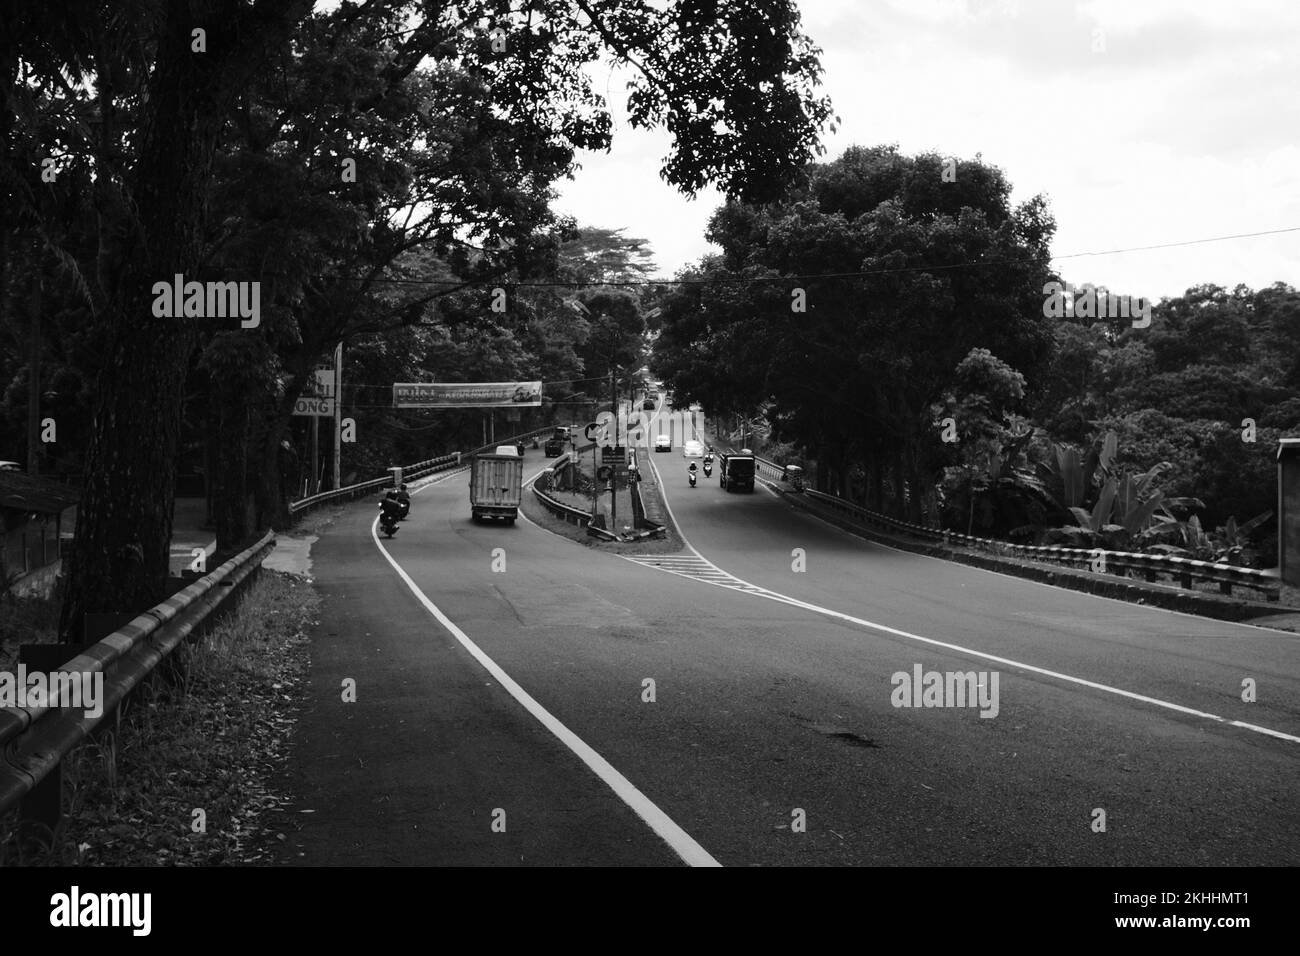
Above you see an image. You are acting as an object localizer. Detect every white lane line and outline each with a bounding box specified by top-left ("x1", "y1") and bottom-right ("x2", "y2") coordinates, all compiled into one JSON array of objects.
[
  {"x1": 380, "y1": 462, "x2": 721, "y2": 867},
  {"x1": 757, "y1": 471, "x2": 1300, "y2": 638},
  {"x1": 638, "y1": 434, "x2": 1300, "y2": 746}
]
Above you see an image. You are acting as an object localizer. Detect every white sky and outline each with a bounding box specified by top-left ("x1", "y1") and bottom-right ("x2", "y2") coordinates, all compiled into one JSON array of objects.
[{"x1": 553, "y1": 0, "x2": 1300, "y2": 300}]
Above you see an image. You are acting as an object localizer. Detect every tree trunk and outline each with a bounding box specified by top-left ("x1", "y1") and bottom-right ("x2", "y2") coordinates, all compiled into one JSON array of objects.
[
  {"x1": 868, "y1": 453, "x2": 884, "y2": 514},
  {"x1": 891, "y1": 447, "x2": 907, "y2": 518},
  {"x1": 905, "y1": 441, "x2": 926, "y2": 525},
  {"x1": 212, "y1": 385, "x2": 253, "y2": 550},
  {"x1": 58, "y1": 2, "x2": 310, "y2": 641}
]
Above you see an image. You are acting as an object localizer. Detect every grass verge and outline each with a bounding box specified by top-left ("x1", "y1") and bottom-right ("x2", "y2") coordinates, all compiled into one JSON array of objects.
[{"x1": 0, "y1": 569, "x2": 318, "y2": 866}]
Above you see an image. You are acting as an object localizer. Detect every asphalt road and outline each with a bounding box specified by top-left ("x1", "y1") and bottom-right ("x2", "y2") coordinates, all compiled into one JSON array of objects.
[{"x1": 280, "y1": 406, "x2": 1300, "y2": 866}]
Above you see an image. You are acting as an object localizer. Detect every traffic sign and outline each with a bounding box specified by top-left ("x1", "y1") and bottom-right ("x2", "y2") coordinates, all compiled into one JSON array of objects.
[
  {"x1": 596, "y1": 465, "x2": 614, "y2": 482},
  {"x1": 601, "y1": 445, "x2": 626, "y2": 464},
  {"x1": 313, "y1": 366, "x2": 336, "y2": 398},
  {"x1": 292, "y1": 396, "x2": 334, "y2": 417},
  {"x1": 584, "y1": 421, "x2": 602, "y2": 442}
]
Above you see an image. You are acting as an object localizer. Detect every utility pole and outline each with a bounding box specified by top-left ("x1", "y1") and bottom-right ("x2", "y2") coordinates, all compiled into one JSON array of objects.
[
  {"x1": 609, "y1": 363, "x2": 617, "y2": 528},
  {"x1": 27, "y1": 272, "x2": 42, "y2": 475}
]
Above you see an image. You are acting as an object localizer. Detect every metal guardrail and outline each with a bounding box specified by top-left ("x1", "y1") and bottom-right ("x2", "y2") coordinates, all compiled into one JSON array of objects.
[
  {"x1": 531, "y1": 463, "x2": 593, "y2": 526},
  {"x1": 401, "y1": 453, "x2": 461, "y2": 482},
  {"x1": 757, "y1": 458, "x2": 1279, "y2": 601},
  {"x1": 532, "y1": 483, "x2": 593, "y2": 526},
  {"x1": 288, "y1": 475, "x2": 389, "y2": 515},
  {"x1": 0, "y1": 532, "x2": 276, "y2": 825}
]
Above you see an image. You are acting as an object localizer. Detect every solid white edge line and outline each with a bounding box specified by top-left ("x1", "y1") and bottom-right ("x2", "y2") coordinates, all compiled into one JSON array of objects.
[
  {"x1": 640, "y1": 432, "x2": 1300, "y2": 746},
  {"x1": 376, "y1": 457, "x2": 722, "y2": 867}
]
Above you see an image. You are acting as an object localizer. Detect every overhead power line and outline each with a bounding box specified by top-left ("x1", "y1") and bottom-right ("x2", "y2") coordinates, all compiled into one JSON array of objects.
[{"x1": 306, "y1": 225, "x2": 1300, "y2": 291}]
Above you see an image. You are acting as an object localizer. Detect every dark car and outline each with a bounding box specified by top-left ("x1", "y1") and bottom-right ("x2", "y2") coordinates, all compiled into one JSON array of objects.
[{"x1": 642, "y1": 398, "x2": 655, "y2": 410}]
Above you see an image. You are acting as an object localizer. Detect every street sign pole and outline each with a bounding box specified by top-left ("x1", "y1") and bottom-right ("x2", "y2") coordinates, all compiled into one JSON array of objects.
[
  {"x1": 310, "y1": 411, "x2": 319, "y2": 496},
  {"x1": 333, "y1": 341, "x2": 342, "y2": 491}
]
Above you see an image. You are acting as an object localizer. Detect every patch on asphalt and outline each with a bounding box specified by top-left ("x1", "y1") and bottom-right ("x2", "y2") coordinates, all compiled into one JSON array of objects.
[
  {"x1": 265, "y1": 534, "x2": 318, "y2": 578},
  {"x1": 790, "y1": 712, "x2": 879, "y2": 748},
  {"x1": 497, "y1": 583, "x2": 643, "y2": 628}
]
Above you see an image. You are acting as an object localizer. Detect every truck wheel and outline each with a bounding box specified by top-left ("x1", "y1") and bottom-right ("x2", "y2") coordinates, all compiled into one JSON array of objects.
[{"x1": 507, "y1": 517, "x2": 516, "y2": 525}]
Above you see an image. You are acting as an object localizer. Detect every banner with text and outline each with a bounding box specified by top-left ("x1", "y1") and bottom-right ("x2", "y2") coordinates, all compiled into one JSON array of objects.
[{"x1": 392, "y1": 381, "x2": 543, "y2": 408}]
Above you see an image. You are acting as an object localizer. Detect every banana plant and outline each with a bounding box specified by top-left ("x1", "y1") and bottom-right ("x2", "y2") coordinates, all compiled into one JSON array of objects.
[
  {"x1": 1038, "y1": 430, "x2": 1117, "y2": 510},
  {"x1": 1065, "y1": 462, "x2": 1172, "y2": 548},
  {"x1": 1148, "y1": 511, "x2": 1273, "y2": 563}
]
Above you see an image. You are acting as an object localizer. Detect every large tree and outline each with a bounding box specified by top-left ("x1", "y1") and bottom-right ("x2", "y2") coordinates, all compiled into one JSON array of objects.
[
  {"x1": 2, "y1": 0, "x2": 833, "y2": 639},
  {"x1": 657, "y1": 145, "x2": 1056, "y2": 518}
]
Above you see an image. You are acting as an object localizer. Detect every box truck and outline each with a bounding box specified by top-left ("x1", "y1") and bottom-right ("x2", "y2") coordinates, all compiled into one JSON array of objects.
[{"x1": 470, "y1": 445, "x2": 524, "y2": 523}]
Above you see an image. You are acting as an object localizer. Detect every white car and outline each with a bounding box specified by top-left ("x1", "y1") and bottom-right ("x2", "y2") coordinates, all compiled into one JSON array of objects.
[
  {"x1": 654, "y1": 434, "x2": 672, "y2": 452},
  {"x1": 683, "y1": 440, "x2": 704, "y2": 457},
  {"x1": 0, "y1": 460, "x2": 21, "y2": 471}
]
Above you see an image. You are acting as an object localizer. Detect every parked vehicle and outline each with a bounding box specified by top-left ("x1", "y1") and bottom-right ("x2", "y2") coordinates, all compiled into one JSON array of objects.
[
  {"x1": 470, "y1": 445, "x2": 524, "y2": 523},
  {"x1": 719, "y1": 450, "x2": 756, "y2": 492}
]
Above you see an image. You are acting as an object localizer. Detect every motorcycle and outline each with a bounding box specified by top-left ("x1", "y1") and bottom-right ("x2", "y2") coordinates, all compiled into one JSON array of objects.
[
  {"x1": 378, "y1": 498, "x2": 402, "y2": 537},
  {"x1": 688, "y1": 465, "x2": 698, "y2": 488},
  {"x1": 703, "y1": 462, "x2": 712, "y2": 478}
]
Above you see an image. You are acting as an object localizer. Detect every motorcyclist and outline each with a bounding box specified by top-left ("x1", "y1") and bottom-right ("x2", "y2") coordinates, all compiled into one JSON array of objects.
[
  {"x1": 394, "y1": 483, "x2": 411, "y2": 519},
  {"x1": 688, "y1": 460, "x2": 698, "y2": 486},
  {"x1": 379, "y1": 490, "x2": 404, "y2": 528}
]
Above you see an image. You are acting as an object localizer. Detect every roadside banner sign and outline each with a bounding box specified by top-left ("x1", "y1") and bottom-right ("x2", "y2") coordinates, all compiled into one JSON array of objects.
[{"x1": 393, "y1": 381, "x2": 542, "y2": 408}]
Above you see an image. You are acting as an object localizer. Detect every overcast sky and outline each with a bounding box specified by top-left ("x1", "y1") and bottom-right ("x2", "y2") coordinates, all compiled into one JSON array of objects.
[{"x1": 553, "y1": 0, "x2": 1300, "y2": 301}]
